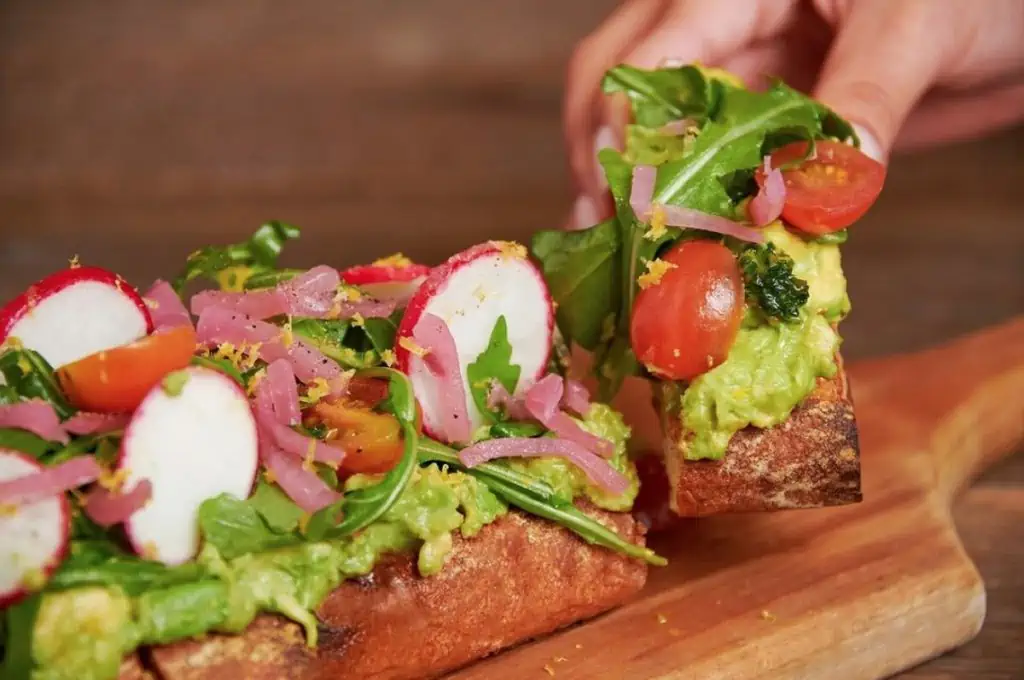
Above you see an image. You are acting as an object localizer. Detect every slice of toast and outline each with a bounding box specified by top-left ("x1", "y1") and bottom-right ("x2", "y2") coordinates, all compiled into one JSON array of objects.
[
  {"x1": 655, "y1": 366, "x2": 861, "y2": 517},
  {"x1": 130, "y1": 507, "x2": 646, "y2": 680}
]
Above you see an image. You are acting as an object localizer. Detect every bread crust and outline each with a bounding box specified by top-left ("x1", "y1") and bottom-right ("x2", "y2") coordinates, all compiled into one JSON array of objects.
[
  {"x1": 136, "y1": 507, "x2": 646, "y2": 680},
  {"x1": 658, "y1": 368, "x2": 861, "y2": 516}
]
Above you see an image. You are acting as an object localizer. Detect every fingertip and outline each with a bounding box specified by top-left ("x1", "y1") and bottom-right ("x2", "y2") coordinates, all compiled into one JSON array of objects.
[{"x1": 851, "y1": 122, "x2": 886, "y2": 163}]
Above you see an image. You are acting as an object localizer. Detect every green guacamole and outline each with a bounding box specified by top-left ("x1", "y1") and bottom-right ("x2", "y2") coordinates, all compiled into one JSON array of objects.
[
  {"x1": 669, "y1": 222, "x2": 848, "y2": 461},
  {"x1": 25, "y1": 406, "x2": 634, "y2": 680}
]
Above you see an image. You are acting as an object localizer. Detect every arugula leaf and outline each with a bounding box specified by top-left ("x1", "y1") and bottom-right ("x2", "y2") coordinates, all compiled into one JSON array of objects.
[
  {"x1": 652, "y1": 85, "x2": 823, "y2": 213},
  {"x1": 415, "y1": 438, "x2": 665, "y2": 566},
  {"x1": 466, "y1": 316, "x2": 521, "y2": 424},
  {"x1": 197, "y1": 494, "x2": 301, "y2": 560},
  {"x1": 304, "y1": 368, "x2": 418, "y2": 541},
  {"x1": 48, "y1": 541, "x2": 206, "y2": 596},
  {"x1": 624, "y1": 125, "x2": 694, "y2": 166},
  {"x1": 249, "y1": 479, "x2": 305, "y2": 532},
  {"x1": 0, "y1": 429, "x2": 57, "y2": 459},
  {"x1": 489, "y1": 421, "x2": 545, "y2": 439},
  {"x1": 190, "y1": 355, "x2": 246, "y2": 388},
  {"x1": 531, "y1": 219, "x2": 622, "y2": 350},
  {"x1": 2, "y1": 594, "x2": 41, "y2": 680},
  {"x1": 291, "y1": 313, "x2": 398, "y2": 370},
  {"x1": 813, "y1": 229, "x2": 849, "y2": 245},
  {"x1": 602, "y1": 64, "x2": 715, "y2": 128},
  {"x1": 0, "y1": 384, "x2": 20, "y2": 404},
  {"x1": 242, "y1": 268, "x2": 303, "y2": 290},
  {"x1": 173, "y1": 221, "x2": 300, "y2": 292},
  {"x1": 0, "y1": 349, "x2": 74, "y2": 419}
]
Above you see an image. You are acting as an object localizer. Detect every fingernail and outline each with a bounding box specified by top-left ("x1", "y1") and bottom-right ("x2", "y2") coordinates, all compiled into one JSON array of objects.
[
  {"x1": 571, "y1": 195, "x2": 601, "y2": 231},
  {"x1": 851, "y1": 123, "x2": 885, "y2": 163},
  {"x1": 592, "y1": 125, "x2": 619, "y2": 190}
]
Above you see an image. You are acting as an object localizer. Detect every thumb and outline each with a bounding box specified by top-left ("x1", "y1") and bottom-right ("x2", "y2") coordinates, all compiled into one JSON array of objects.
[{"x1": 813, "y1": 0, "x2": 954, "y2": 162}]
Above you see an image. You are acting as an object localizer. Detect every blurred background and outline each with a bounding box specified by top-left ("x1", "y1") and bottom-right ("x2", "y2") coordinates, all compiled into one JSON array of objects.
[
  {"x1": 0, "y1": 2, "x2": 1021, "y2": 674},
  {"x1": 1, "y1": 0, "x2": 1021, "y2": 363}
]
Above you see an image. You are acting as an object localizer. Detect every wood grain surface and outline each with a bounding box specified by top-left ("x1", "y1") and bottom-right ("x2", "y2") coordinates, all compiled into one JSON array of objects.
[
  {"x1": 451, "y1": 319, "x2": 1024, "y2": 680},
  {"x1": 1, "y1": 1, "x2": 1021, "y2": 677}
]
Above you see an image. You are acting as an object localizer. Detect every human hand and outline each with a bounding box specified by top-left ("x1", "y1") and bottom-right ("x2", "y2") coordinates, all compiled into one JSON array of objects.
[{"x1": 565, "y1": 0, "x2": 1024, "y2": 228}]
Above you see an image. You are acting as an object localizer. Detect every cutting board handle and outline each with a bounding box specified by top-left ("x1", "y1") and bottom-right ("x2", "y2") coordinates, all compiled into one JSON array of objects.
[{"x1": 850, "y1": 316, "x2": 1024, "y2": 504}]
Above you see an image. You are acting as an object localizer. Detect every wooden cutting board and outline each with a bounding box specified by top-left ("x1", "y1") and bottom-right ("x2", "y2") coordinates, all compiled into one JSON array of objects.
[{"x1": 452, "y1": 317, "x2": 1024, "y2": 680}]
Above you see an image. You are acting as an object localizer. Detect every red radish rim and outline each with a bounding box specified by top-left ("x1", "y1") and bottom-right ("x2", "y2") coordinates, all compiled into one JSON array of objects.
[
  {"x1": 0, "y1": 266, "x2": 154, "y2": 342},
  {"x1": 120, "y1": 366, "x2": 259, "y2": 560},
  {"x1": 394, "y1": 242, "x2": 555, "y2": 440},
  {"x1": 0, "y1": 448, "x2": 70, "y2": 608},
  {"x1": 341, "y1": 263, "x2": 431, "y2": 285}
]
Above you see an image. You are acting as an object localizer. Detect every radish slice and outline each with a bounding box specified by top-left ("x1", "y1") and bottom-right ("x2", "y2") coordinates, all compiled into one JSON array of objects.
[
  {"x1": 0, "y1": 449, "x2": 69, "y2": 607},
  {"x1": 342, "y1": 260, "x2": 430, "y2": 304},
  {"x1": 121, "y1": 367, "x2": 258, "y2": 565},
  {"x1": 395, "y1": 242, "x2": 554, "y2": 441},
  {"x1": 0, "y1": 266, "x2": 153, "y2": 369}
]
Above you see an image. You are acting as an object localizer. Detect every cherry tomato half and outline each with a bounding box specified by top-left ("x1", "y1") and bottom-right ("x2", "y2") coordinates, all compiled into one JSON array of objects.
[
  {"x1": 312, "y1": 398, "x2": 407, "y2": 475},
  {"x1": 57, "y1": 325, "x2": 198, "y2": 413},
  {"x1": 630, "y1": 240, "x2": 743, "y2": 381},
  {"x1": 760, "y1": 140, "x2": 885, "y2": 235}
]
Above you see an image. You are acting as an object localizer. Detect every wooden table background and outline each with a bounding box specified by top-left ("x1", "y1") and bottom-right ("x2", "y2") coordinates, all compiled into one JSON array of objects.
[{"x1": 1, "y1": 2, "x2": 1021, "y2": 677}]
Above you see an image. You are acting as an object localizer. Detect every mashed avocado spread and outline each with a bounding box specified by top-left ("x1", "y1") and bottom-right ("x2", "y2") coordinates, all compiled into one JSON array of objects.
[
  {"x1": 25, "y1": 407, "x2": 633, "y2": 680},
  {"x1": 671, "y1": 222, "x2": 848, "y2": 460}
]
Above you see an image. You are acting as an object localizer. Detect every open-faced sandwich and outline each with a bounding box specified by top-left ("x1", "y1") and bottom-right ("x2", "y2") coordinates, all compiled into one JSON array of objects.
[
  {"x1": 0, "y1": 225, "x2": 663, "y2": 680},
  {"x1": 534, "y1": 64, "x2": 884, "y2": 517}
]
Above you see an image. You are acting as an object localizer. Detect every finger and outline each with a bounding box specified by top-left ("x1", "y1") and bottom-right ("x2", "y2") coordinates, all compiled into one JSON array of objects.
[
  {"x1": 623, "y1": 0, "x2": 797, "y2": 68},
  {"x1": 812, "y1": 0, "x2": 955, "y2": 161},
  {"x1": 895, "y1": 81, "x2": 1024, "y2": 151},
  {"x1": 565, "y1": 0, "x2": 669, "y2": 204}
]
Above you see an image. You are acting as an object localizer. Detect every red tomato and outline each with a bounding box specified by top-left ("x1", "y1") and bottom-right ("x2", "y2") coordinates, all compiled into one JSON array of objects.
[
  {"x1": 312, "y1": 399, "x2": 406, "y2": 475},
  {"x1": 630, "y1": 240, "x2": 743, "y2": 381},
  {"x1": 760, "y1": 140, "x2": 885, "y2": 235},
  {"x1": 57, "y1": 326, "x2": 198, "y2": 413}
]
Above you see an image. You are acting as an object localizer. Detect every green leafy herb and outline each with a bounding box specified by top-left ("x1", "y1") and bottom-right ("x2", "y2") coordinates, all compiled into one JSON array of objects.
[
  {"x1": 41, "y1": 434, "x2": 106, "y2": 467},
  {"x1": 173, "y1": 221, "x2": 300, "y2": 292},
  {"x1": 737, "y1": 242, "x2": 809, "y2": 322},
  {"x1": 291, "y1": 313, "x2": 399, "y2": 370},
  {"x1": 190, "y1": 355, "x2": 246, "y2": 388},
  {"x1": 489, "y1": 421, "x2": 545, "y2": 439},
  {"x1": 416, "y1": 438, "x2": 664, "y2": 565},
  {"x1": 0, "y1": 384, "x2": 21, "y2": 404},
  {"x1": 602, "y1": 64, "x2": 715, "y2": 128},
  {"x1": 2, "y1": 593, "x2": 41, "y2": 680},
  {"x1": 0, "y1": 349, "x2": 74, "y2": 419},
  {"x1": 197, "y1": 494, "x2": 301, "y2": 560},
  {"x1": 304, "y1": 368, "x2": 418, "y2": 541},
  {"x1": 0, "y1": 429, "x2": 57, "y2": 459},
  {"x1": 242, "y1": 268, "x2": 303, "y2": 290},
  {"x1": 248, "y1": 479, "x2": 305, "y2": 532},
  {"x1": 531, "y1": 219, "x2": 622, "y2": 350},
  {"x1": 535, "y1": 66, "x2": 854, "y2": 400},
  {"x1": 48, "y1": 541, "x2": 206, "y2": 596},
  {"x1": 466, "y1": 316, "x2": 521, "y2": 423}
]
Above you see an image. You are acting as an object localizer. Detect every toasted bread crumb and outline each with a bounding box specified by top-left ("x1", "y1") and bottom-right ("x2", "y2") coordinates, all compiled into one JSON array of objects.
[
  {"x1": 761, "y1": 609, "x2": 777, "y2": 622},
  {"x1": 543, "y1": 664, "x2": 556, "y2": 677},
  {"x1": 657, "y1": 613, "x2": 668, "y2": 624}
]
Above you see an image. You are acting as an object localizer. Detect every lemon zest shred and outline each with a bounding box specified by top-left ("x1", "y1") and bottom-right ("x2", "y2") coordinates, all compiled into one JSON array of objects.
[
  {"x1": 68, "y1": 255, "x2": 81, "y2": 269},
  {"x1": 493, "y1": 240, "x2": 527, "y2": 259},
  {"x1": 398, "y1": 336, "x2": 430, "y2": 358},
  {"x1": 380, "y1": 349, "x2": 397, "y2": 367},
  {"x1": 351, "y1": 312, "x2": 366, "y2": 328},
  {"x1": 371, "y1": 253, "x2": 413, "y2": 268},
  {"x1": 637, "y1": 258, "x2": 677, "y2": 290},
  {"x1": 644, "y1": 204, "x2": 668, "y2": 241},
  {"x1": 98, "y1": 467, "x2": 129, "y2": 493}
]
